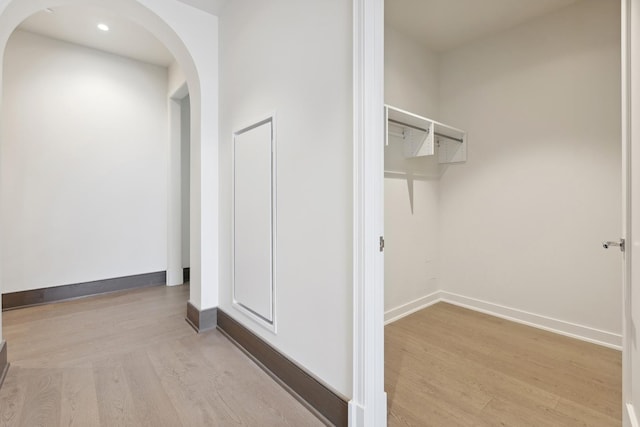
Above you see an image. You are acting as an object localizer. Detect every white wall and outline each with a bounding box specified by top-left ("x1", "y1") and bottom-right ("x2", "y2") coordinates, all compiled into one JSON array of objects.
[
  {"x1": 384, "y1": 26, "x2": 442, "y2": 313},
  {"x1": 438, "y1": 0, "x2": 622, "y2": 335},
  {"x1": 219, "y1": 0, "x2": 352, "y2": 397},
  {"x1": 385, "y1": 26, "x2": 439, "y2": 118},
  {"x1": 1, "y1": 30, "x2": 168, "y2": 293}
]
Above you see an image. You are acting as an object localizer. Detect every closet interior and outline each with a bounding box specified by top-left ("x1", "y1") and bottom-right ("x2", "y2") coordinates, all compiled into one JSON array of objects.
[{"x1": 383, "y1": 0, "x2": 623, "y2": 425}]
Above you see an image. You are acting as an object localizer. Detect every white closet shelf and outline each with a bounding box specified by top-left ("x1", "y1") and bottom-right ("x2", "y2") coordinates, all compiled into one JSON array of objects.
[{"x1": 385, "y1": 104, "x2": 467, "y2": 164}]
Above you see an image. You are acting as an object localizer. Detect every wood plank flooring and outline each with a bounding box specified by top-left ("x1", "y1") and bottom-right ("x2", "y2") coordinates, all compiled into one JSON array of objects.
[
  {"x1": 385, "y1": 302, "x2": 622, "y2": 427},
  {"x1": 0, "y1": 285, "x2": 323, "y2": 426}
]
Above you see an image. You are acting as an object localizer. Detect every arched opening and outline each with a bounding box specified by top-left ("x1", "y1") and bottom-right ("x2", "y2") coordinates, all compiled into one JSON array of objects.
[{"x1": 0, "y1": 0, "x2": 216, "y2": 356}]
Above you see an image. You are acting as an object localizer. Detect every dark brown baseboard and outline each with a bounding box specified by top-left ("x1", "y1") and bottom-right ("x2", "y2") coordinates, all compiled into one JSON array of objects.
[
  {"x1": 185, "y1": 302, "x2": 217, "y2": 333},
  {"x1": 0, "y1": 341, "x2": 8, "y2": 390},
  {"x1": 2, "y1": 271, "x2": 167, "y2": 311},
  {"x1": 217, "y1": 310, "x2": 348, "y2": 427}
]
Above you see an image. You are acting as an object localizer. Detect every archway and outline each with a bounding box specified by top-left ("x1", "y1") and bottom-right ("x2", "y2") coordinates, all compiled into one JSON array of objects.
[{"x1": 0, "y1": 0, "x2": 219, "y2": 356}]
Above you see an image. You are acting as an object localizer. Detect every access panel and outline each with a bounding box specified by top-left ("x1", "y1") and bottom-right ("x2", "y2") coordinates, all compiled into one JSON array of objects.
[{"x1": 233, "y1": 117, "x2": 275, "y2": 326}]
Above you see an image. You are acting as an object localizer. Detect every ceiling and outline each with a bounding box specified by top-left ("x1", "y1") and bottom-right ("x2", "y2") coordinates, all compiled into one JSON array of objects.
[
  {"x1": 17, "y1": 1, "x2": 581, "y2": 67},
  {"x1": 177, "y1": 0, "x2": 229, "y2": 16},
  {"x1": 17, "y1": 1, "x2": 230, "y2": 67},
  {"x1": 18, "y1": 5, "x2": 175, "y2": 67},
  {"x1": 385, "y1": 0, "x2": 583, "y2": 52}
]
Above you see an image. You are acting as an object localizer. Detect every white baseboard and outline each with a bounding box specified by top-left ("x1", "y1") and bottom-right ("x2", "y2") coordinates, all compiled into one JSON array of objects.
[
  {"x1": 384, "y1": 290, "x2": 622, "y2": 350},
  {"x1": 440, "y1": 291, "x2": 622, "y2": 350},
  {"x1": 627, "y1": 403, "x2": 639, "y2": 427},
  {"x1": 384, "y1": 291, "x2": 441, "y2": 324}
]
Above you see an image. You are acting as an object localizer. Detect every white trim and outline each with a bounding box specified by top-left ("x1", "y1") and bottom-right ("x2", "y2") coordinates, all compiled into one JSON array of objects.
[
  {"x1": 622, "y1": 1, "x2": 634, "y2": 425},
  {"x1": 348, "y1": 401, "x2": 365, "y2": 427},
  {"x1": 384, "y1": 291, "x2": 441, "y2": 324},
  {"x1": 627, "y1": 403, "x2": 639, "y2": 427},
  {"x1": 440, "y1": 291, "x2": 622, "y2": 350},
  {"x1": 384, "y1": 290, "x2": 622, "y2": 350},
  {"x1": 352, "y1": 0, "x2": 386, "y2": 425}
]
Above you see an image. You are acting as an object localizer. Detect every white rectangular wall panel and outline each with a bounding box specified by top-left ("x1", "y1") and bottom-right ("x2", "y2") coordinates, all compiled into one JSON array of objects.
[{"x1": 233, "y1": 118, "x2": 275, "y2": 324}]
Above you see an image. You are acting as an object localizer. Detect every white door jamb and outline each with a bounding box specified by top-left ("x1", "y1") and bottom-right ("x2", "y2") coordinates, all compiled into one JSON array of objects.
[{"x1": 350, "y1": 0, "x2": 387, "y2": 425}]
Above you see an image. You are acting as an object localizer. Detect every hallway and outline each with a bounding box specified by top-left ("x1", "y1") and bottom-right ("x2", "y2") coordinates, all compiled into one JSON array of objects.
[{"x1": 0, "y1": 285, "x2": 322, "y2": 426}]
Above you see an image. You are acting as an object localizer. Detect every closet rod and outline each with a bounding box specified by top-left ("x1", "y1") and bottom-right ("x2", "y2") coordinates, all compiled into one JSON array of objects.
[
  {"x1": 435, "y1": 133, "x2": 464, "y2": 143},
  {"x1": 388, "y1": 118, "x2": 427, "y2": 132},
  {"x1": 388, "y1": 118, "x2": 464, "y2": 143}
]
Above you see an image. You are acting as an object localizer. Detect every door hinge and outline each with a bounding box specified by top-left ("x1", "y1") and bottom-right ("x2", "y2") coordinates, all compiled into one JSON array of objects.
[{"x1": 379, "y1": 236, "x2": 385, "y2": 252}]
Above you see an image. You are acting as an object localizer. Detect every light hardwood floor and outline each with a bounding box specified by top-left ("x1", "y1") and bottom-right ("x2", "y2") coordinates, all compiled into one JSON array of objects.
[
  {"x1": 385, "y1": 303, "x2": 622, "y2": 427},
  {"x1": 0, "y1": 285, "x2": 323, "y2": 427}
]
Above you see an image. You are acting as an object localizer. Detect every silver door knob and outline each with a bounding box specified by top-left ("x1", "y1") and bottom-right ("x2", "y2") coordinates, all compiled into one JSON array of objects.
[{"x1": 602, "y1": 238, "x2": 625, "y2": 252}]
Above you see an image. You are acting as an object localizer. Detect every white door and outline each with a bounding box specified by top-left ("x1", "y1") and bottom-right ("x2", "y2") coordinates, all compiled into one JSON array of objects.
[{"x1": 623, "y1": 1, "x2": 640, "y2": 425}]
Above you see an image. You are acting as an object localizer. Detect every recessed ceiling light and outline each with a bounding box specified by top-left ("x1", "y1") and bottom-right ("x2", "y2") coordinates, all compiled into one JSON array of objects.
[{"x1": 97, "y1": 23, "x2": 109, "y2": 32}]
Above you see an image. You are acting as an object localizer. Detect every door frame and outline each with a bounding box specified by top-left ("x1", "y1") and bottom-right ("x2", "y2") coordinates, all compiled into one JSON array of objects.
[
  {"x1": 351, "y1": 0, "x2": 387, "y2": 426},
  {"x1": 623, "y1": 1, "x2": 638, "y2": 425},
  {"x1": 353, "y1": 0, "x2": 636, "y2": 426}
]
